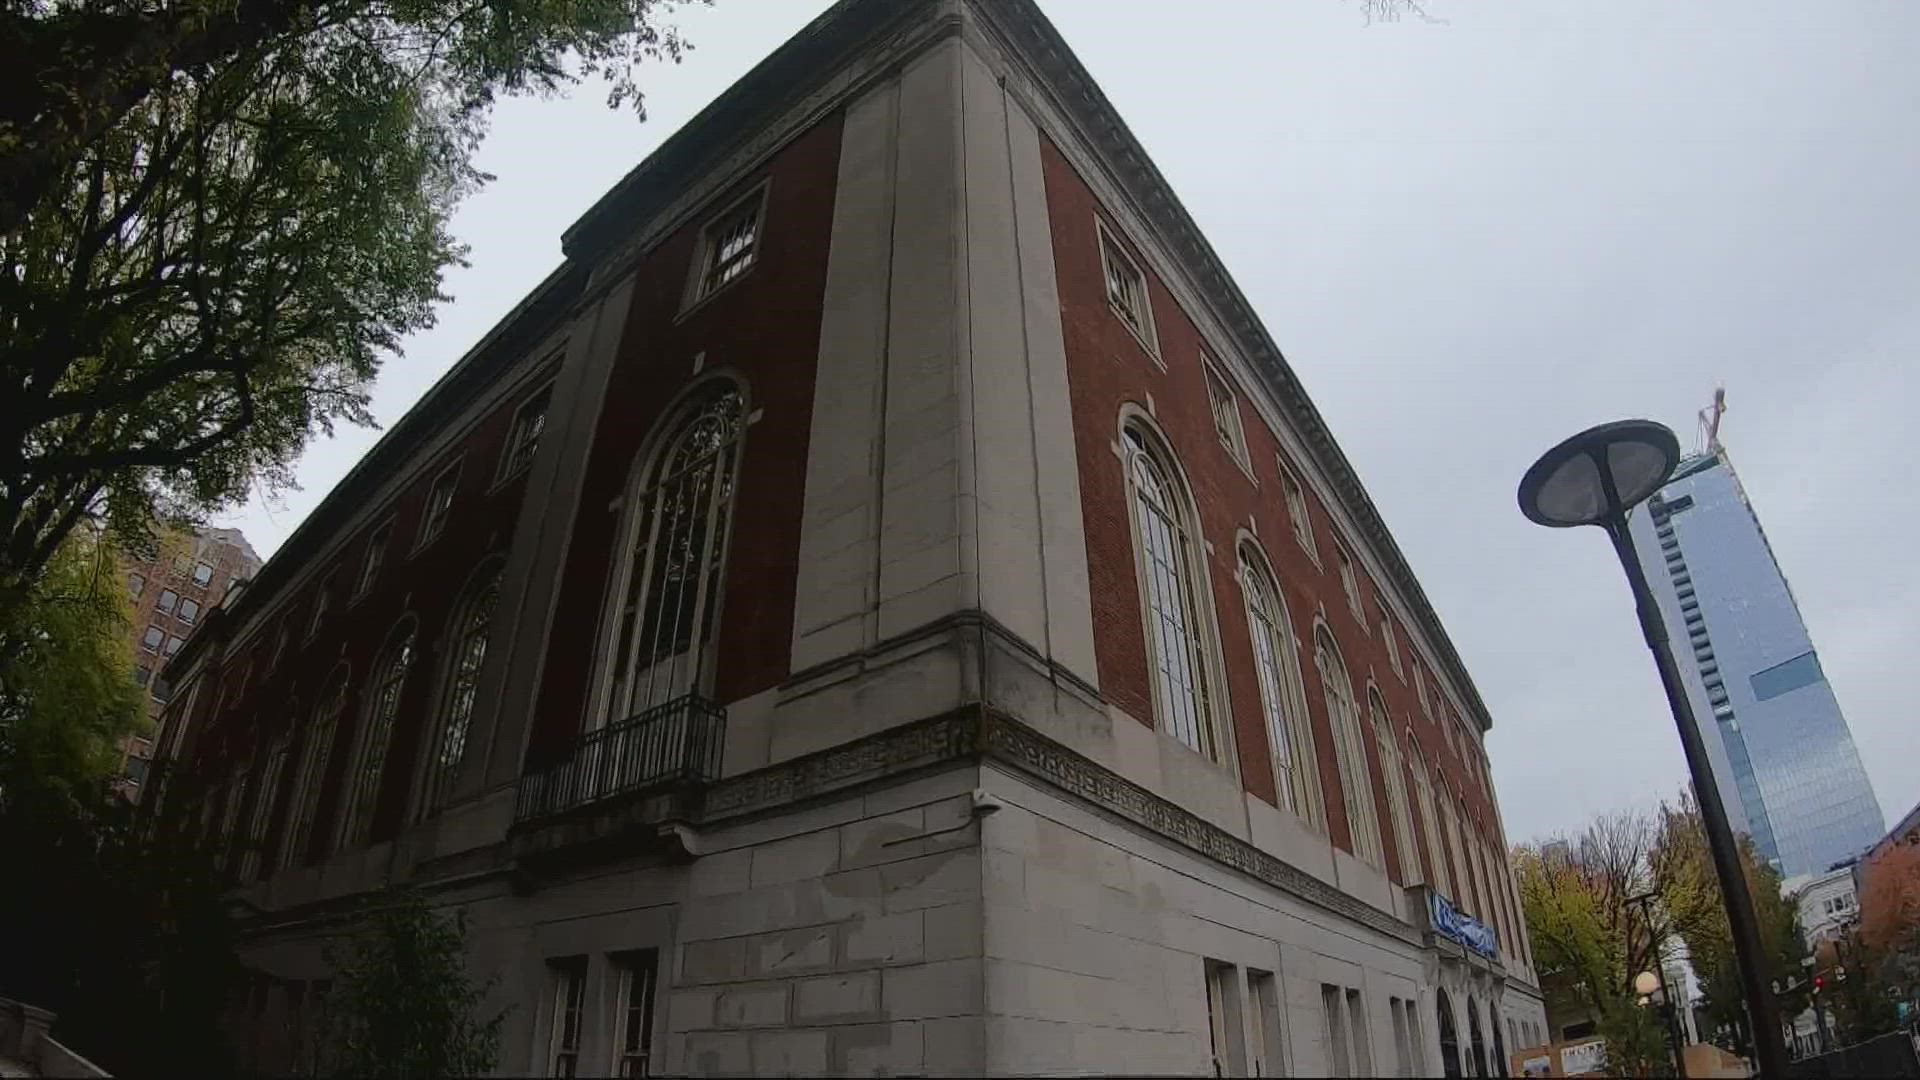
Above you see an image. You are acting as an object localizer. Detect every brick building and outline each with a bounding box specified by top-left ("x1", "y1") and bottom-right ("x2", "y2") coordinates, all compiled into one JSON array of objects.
[
  {"x1": 116, "y1": 524, "x2": 261, "y2": 799},
  {"x1": 146, "y1": 1, "x2": 1549, "y2": 1074}
]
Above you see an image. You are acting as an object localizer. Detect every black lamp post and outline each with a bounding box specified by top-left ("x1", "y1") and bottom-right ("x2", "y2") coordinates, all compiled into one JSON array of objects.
[
  {"x1": 1629, "y1": 890, "x2": 1688, "y2": 1079},
  {"x1": 1517, "y1": 420, "x2": 1789, "y2": 1079}
]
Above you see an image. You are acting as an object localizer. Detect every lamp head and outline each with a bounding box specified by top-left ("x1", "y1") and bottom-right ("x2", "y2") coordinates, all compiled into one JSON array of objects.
[
  {"x1": 1518, "y1": 420, "x2": 1681, "y2": 528},
  {"x1": 1635, "y1": 971, "x2": 1661, "y2": 997}
]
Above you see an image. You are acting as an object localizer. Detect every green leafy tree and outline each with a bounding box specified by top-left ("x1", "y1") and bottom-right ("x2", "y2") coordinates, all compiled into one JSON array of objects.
[
  {"x1": 315, "y1": 888, "x2": 506, "y2": 1080},
  {"x1": 0, "y1": 0, "x2": 697, "y2": 614},
  {"x1": 0, "y1": 0, "x2": 694, "y2": 235},
  {"x1": 1516, "y1": 810, "x2": 1683, "y2": 1075},
  {"x1": 1649, "y1": 790, "x2": 1808, "y2": 1056},
  {"x1": 0, "y1": 528, "x2": 144, "y2": 802}
]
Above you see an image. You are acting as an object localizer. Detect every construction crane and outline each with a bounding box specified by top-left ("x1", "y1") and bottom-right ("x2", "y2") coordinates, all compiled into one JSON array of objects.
[{"x1": 1697, "y1": 386, "x2": 1727, "y2": 455}]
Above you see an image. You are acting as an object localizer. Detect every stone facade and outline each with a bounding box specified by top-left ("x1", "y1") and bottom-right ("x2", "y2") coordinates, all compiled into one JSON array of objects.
[{"x1": 146, "y1": 0, "x2": 1548, "y2": 1075}]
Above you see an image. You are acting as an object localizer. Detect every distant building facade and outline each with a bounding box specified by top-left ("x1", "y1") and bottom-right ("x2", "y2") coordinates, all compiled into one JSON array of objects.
[
  {"x1": 1627, "y1": 449, "x2": 1883, "y2": 879},
  {"x1": 143, "y1": 1, "x2": 1549, "y2": 1075},
  {"x1": 115, "y1": 525, "x2": 261, "y2": 799}
]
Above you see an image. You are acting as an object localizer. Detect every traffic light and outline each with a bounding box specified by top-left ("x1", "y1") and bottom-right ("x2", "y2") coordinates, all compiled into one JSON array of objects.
[{"x1": 1813, "y1": 975, "x2": 1825, "y2": 995}]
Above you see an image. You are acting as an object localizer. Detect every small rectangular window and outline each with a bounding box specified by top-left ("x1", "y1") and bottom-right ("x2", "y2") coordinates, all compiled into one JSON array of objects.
[
  {"x1": 1382, "y1": 618, "x2": 1404, "y2": 680},
  {"x1": 308, "y1": 574, "x2": 337, "y2": 640},
  {"x1": 355, "y1": 519, "x2": 394, "y2": 598},
  {"x1": 194, "y1": 562, "x2": 215, "y2": 587},
  {"x1": 129, "y1": 572, "x2": 146, "y2": 597},
  {"x1": 1279, "y1": 462, "x2": 1318, "y2": 561},
  {"x1": 151, "y1": 676, "x2": 172, "y2": 703},
  {"x1": 1249, "y1": 970, "x2": 1283, "y2": 1079},
  {"x1": 157, "y1": 588, "x2": 179, "y2": 614},
  {"x1": 270, "y1": 620, "x2": 290, "y2": 670},
  {"x1": 418, "y1": 465, "x2": 460, "y2": 548},
  {"x1": 1322, "y1": 984, "x2": 1352, "y2": 1077},
  {"x1": 1335, "y1": 542, "x2": 1365, "y2": 622},
  {"x1": 142, "y1": 625, "x2": 165, "y2": 652},
  {"x1": 164, "y1": 635, "x2": 184, "y2": 658},
  {"x1": 1206, "y1": 960, "x2": 1245, "y2": 1077},
  {"x1": 500, "y1": 383, "x2": 554, "y2": 481},
  {"x1": 1204, "y1": 361, "x2": 1249, "y2": 467},
  {"x1": 547, "y1": 956, "x2": 588, "y2": 1077},
  {"x1": 178, "y1": 597, "x2": 201, "y2": 624},
  {"x1": 609, "y1": 950, "x2": 659, "y2": 1077},
  {"x1": 135, "y1": 665, "x2": 152, "y2": 687},
  {"x1": 690, "y1": 190, "x2": 764, "y2": 303},
  {"x1": 1415, "y1": 665, "x2": 1431, "y2": 717},
  {"x1": 1097, "y1": 220, "x2": 1157, "y2": 355}
]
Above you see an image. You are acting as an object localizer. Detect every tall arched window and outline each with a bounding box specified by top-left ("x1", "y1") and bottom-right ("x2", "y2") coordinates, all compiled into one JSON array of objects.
[
  {"x1": 1370, "y1": 689, "x2": 1416, "y2": 882},
  {"x1": 281, "y1": 671, "x2": 346, "y2": 869},
  {"x1": 1315, "y1": 628, "x2": 1381, "y2": 866},
  {"x1": 1238, "y1": 544, "x2": 1321, "y2": 827},
  {"x1": 597, "y1": 385, "x2": 745, "y2": 723},
  {"x1": 338, "y1": 623, "x2": 416, "y2": 846},
  {"x1": 419, "y1": 565, "x2": 501, "y2": 816},
  {"x1": 1123, "y1": 423, "x2": 1223, "y2": 761},
  {"x1": 1411, "y1": 737, "x2": 1453, "y2": 897}
]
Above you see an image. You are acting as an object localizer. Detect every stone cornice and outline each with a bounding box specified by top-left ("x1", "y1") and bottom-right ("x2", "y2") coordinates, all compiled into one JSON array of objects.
[{"x1": 973, "y1": 0, "x2": 1494, "y2": 733}]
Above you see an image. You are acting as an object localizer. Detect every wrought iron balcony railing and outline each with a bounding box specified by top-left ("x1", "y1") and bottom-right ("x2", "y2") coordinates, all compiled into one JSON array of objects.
[{"x1": 515, "y1": 695, "x2": 726, "y2": 825}]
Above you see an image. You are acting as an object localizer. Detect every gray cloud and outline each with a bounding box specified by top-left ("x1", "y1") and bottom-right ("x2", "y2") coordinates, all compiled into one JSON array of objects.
[{"x1": 219, "y1": 0, "x2": 1920, "y2": 845}]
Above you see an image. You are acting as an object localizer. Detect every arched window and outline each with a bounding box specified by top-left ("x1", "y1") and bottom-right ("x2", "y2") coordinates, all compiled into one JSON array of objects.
[
  {"x1": 1411, "y1": 737, "x2": 1453, "y2": 898},
  {"x1": 237, "y1": 726, "x2": 292, "y2": 882},
  {"x1": 1468, "y1": 999, "x2": 1489, "y2": 1078},
  {"x1": 1123, "y1": 423, "x2": 1223, "y2": 761},
  {"x1": 1315, "y1": 628, "x2": 1381, "y2": 866},
  {"x1": 597, "y1": 385, "x2": 745, "y2": 723},
  {"x1": 281, "y1": 671, "x2": 347, "y2": 869},
  {"x1": 337, "y1": 623, "x2": 416, "y2": 846},
  {"x1": 1370, "y1": 689, "x2": 1416, "y2": 882},
  {"x1": 419, "y1": 565, "x2": 501, "y2": 816},
  {"x1": 1436, "y1": 989, "x2": 1463, "y2": 1079},
  {"x1": 1238, "y1": 544, "x2": 1321, "y2": 827}
]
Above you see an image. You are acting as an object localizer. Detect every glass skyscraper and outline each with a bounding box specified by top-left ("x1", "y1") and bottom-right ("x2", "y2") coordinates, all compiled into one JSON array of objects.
[{"x1": 1628, "y1": 448, "x2": 1884, "y2": 879}]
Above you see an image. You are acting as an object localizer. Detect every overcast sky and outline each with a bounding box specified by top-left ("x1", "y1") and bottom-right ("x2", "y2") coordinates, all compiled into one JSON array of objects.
[{"x1": 215, "y1": 0, "x2": 1920, "y2": 846}]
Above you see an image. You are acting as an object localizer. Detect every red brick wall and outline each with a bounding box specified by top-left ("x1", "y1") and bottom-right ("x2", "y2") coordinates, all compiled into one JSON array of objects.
[
  {"x1": 177, "y1": 367, "x2": 552, "y2": 867},
  {"x1": 1038, "y1": 134, "x2": 1497, "y2": 888},
  {"x1": 529, "y1": 112, "x2": 844, "y2": 758}
]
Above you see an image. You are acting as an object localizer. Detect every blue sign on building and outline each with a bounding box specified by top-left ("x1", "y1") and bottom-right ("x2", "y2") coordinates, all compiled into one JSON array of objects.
[{"x1": 1430, "y1": 890, "x2": 1499, "y2": 961}]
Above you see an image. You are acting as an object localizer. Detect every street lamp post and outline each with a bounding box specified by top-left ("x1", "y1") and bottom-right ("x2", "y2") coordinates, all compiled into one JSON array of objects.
[
  {"x1": 1629, "y1": 890, "x2": 1689, "y2": 1079},
  {"x1": 1518, "y1": 420, "x2": 1790, "y2": 1079}
]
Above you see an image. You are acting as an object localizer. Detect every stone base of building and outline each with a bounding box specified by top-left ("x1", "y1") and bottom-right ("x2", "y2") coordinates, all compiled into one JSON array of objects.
[{"x1": 222, "y1": 710, "x2": 1543, "y2": 1077}]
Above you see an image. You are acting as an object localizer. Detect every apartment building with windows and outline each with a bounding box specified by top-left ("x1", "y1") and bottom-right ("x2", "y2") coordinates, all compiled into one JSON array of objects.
[
  {"x1": 116, "y1": 524, "x2": 262, "y2": 799},
  {"x1": 145, "y1": 1, "x2": 1546, "y2": 1074}
]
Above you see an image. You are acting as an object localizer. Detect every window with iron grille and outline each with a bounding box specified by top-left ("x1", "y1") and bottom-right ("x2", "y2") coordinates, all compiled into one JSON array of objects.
[
  {"x1": 421, "y1": 568, "x2": 500, "y2": 816},
  {"x1": 1124, "y1": 423, "x2": 1222, "y2": 762},
  {"x1": 338, "y1": 624, "x2": 416, "y2": 847},
  {"x1": 1098, "y1": 221, "x2": 1157, "y2": 354},
  {"x1": 596, "y1": 387, "x2": 744, "y2": 726},
  {"x1": 690, "y1": 191, "x2": 764, "y2": 304},
  {"x1": 546, "y1": 956, "x2": 588, "y2": 1078},
  {"x1": 609, "y1": 950, "x2": 659, "y2": 1077}
]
